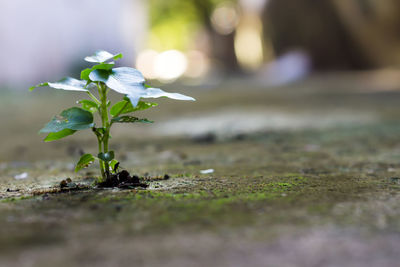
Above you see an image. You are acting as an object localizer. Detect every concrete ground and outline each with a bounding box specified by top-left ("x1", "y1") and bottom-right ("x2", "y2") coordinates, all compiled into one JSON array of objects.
[{"x1": 1, "y1": 73, "x2": 400, "y2": 266}]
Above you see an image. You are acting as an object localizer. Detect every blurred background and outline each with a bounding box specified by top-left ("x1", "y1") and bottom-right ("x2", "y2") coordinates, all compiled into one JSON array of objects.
[
  {"x1": 3, "y1": 0, "x2": 400, "y2": 87},
  {"x1": 2, "y1": 0, "x2": 400, "y2": 162}
]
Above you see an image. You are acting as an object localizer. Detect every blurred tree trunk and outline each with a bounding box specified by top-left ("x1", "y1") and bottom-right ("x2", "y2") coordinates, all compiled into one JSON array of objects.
[
  {"x1": 192, "y1": 0, "x2": 241, "y2": 73},
  {"x1": 262, "y1": 0, "x2": 372, "y2": 70},
  {"x1": 331, "y1": 0, "x2": 400, "y2": 67}
]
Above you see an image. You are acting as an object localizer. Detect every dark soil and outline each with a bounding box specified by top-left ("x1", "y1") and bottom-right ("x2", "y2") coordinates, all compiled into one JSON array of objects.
[{"x1": 97, "y1": 170, "x2": 148, "y2": 189}]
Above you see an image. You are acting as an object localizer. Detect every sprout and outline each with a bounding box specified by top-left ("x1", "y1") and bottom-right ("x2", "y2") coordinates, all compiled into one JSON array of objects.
[{"x1": 31, "y1": 50, "x2": 195, "y2": 182}]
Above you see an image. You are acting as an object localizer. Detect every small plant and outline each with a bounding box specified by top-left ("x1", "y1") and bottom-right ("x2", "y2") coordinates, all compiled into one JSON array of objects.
[{"x1": 30, "y1": 50, "x2": 195, "y2": 183}]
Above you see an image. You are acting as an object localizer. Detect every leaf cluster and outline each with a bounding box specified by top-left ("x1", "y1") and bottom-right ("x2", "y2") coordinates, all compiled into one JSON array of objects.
[{"x1": 30, "y1": 50, "x2": 195, "y2": 178}]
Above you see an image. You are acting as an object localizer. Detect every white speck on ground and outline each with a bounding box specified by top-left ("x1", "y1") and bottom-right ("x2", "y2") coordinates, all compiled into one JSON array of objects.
[
  {"x1": 200, "y1": 169, "x2": 214, "y2": 174},
  {"x1": 14, "y1": 172, "x2": 28, "y2": 180}
]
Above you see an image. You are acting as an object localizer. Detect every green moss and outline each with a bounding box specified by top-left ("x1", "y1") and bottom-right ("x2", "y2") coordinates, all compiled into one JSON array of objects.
[
  {"x1": 1, "y1": 195, "x2": 35, "y2": 203},
  {"x1": 2, "y1": 116, "x2": 400, "y2": 255}
]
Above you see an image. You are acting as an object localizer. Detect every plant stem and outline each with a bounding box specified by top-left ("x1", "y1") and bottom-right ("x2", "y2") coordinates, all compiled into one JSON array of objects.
[
  {"x1": 86, "y1": 91, "x2": 101, "y2": 106},
  {"x1": 97, "y1": 135, "x2": 106, "y2": 181},
  {"x1": 99, "y1": 83, "x2": 111, "y2": 178}
]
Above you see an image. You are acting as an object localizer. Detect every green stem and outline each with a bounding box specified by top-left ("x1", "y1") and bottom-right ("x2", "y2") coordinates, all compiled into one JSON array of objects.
[
  {"x1": 86, "y1": 91, "x2": 101, "y2": 106},
  {"x1": 98, "y1": 83, "x2": 110, "y2": 177},
  {"x1": 97, "y1": 135, "x2": 106, "y2": 181},
  {"x1": 92, "y1": 127, "x2": 106, "y2": 181}
]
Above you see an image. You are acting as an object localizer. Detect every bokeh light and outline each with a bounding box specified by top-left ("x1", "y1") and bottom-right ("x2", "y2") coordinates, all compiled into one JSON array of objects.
[
  {"x1": 211, "y1": 2, "x2": 240, "y2": 35},
  {"x1": 234, "y1": 16, "x2": 264, "y2": 70},
  {"x1": 154, "y1": 50, "x2": 188, "y2": 82},
  {"x1": 136, "y1": 49, "x2": 159, "y2": 80},
  {"x1": 184, "y1": 50, "x2": 210, "y2": 79}
]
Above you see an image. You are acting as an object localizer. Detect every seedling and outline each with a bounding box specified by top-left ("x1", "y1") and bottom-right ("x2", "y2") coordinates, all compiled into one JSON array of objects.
[{"x1": 30, "y1": 50, "x2": 195, "y2": 182}]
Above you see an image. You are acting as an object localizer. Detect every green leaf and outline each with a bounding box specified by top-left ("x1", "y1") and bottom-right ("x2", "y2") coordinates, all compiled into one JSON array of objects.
[
  {"x1": 139, "y1": 87, "x2": 196, "y2": 102},
  {"x1": 89, "y1": 67, "x2": 145, "y2": 84},
  {"x1": 84, "y1": 50, "x2": 122, "y2": 63},
  {"x1": 110, "y1": 159, "x2": 119, "y2": 172},
  {"x1": 78, "y1": 99, "x2": 99, "y2": 113},
  {"x1": 80, "y1": 69, "x2": 93, "y2": 81},
  {"x1": 93, "y1": 62, "x2": 115, "y2": 70},
  {"x1": 40, "y1": 107, "x2": 94, "y2": 133},
  {"x1": 88, "y1": 69, "x2": 110, "y2": 83},
  {"x1": 111, "y1": 116, "x2": 153, "y2": 124},
  {"x1": 89, "y1": 68, "x2": 144, "y2": 106},
  {"x1": 98, "y1": 151, "x2": 115, "y2": 162},
  {"x1": 44, "y1": 129, "x2": 76, "y2": 142},
  {"x1": 75, "y1": 153, "x2": 96, "y2": 172},
  {"x1": 29, "y1": 82, "x2": 47, "y2": 91},
  {"x1": 89, "y1": 67, "x2": 195, "y2": 106},
  {"x1": 30, "y1": 77, "x2": 88, "y2": 92},
  {"x1": 80, "y1": 62, "x2": 115, "y2": 80},
  {"x1": 110, "y1": 100, "x2": 158, "y2": 117}
]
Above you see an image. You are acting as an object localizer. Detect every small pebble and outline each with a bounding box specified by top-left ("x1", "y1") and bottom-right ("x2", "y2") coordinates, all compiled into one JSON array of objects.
[
  {"x1": 6, "y1": 188, "x2": 20, "y2": 192},
  {"x1": 60, "y1": 180, "x2": 68, "y2": 188},
  {"x1": 14, "y1": 172, "x2": 28, "y2": 180},
  {"x1": 200, "y1": 169, "x2": 214, "y2": 174}
]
